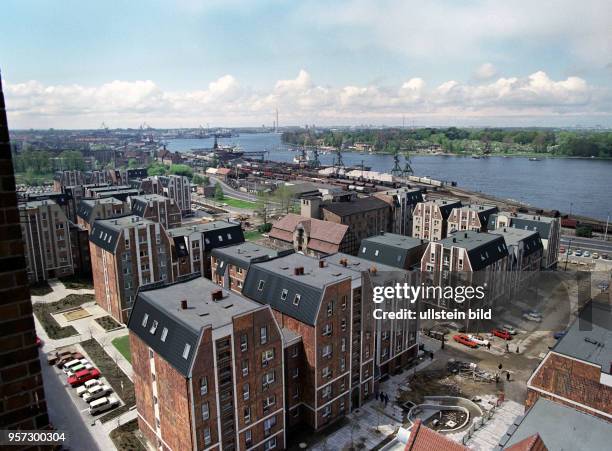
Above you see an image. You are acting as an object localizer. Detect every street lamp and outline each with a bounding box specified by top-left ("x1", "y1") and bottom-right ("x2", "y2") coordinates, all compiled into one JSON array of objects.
[
  {"x1": 564, "y1": 238, "x2": 572, "y2": 271},
  {"x1": 605, "y1": 213, "x2": 610, "y2": 241}
]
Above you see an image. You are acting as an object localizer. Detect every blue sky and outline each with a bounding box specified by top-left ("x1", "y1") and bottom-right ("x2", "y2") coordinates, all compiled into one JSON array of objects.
[{"x1": 2, "y1": 0, "x2": 611, "y2": 128}]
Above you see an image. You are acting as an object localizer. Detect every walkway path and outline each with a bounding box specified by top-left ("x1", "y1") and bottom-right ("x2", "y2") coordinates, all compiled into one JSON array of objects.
[{"x1": 31, "y1": 279, "x2": 95, "y2": 304}]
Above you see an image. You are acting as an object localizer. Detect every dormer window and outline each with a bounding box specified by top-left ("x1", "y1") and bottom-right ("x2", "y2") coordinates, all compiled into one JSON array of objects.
[
  {"x1": 149, "y1": 320, "x2": 158, "y2": 334},
  {"x1": 161, "y1": 327, "x2": 168, "y2": 342},
  {"x1": 280, "y1": 289, "x2": 288, "y2": 301},
  {"x1": 141, "y1": 313, "x2": 149, "y2": 327},
  {"x1": 293, "y1": 294, "x2": 301, "y2": 306},
  {"x1": 258, "y1": 280, "x2": 265, "y2": 291},
  {"x1": 182, "y1": 343, "x2": 191, "y2": 359}
]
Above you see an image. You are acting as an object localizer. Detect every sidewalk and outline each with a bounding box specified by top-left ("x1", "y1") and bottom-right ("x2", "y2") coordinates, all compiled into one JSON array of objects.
[{"x1": 31, "y1": 279, "x2": 95, "y2": 304}]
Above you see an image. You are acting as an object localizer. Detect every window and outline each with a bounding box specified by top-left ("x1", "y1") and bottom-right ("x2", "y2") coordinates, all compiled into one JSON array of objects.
[
  {"x1": 148, "y1": 348, "x2": 154, "y2": 359},
  {"x1": 322, "y1": 405, "x2": 331, "y2": 418},
  {"x1": 292, "y1": 367, "x2": 299, "y2": 378},
  {"x1": 142, "y1": 313, "x2": 149, "y2": 327},
  {"x1": 264, "y1": 415, "x2": 277, "y2": 433},
  {"x1": 242, "y1": 360, "x2": 249, "y2": 377},
  {"x1": 341, "y1": 295, "x2": 347, "y2": 310},
  {"x1": 182, "y1": 343, "x2": 191, "y2": 359},
  {"x1": 322, "y1": 323, "x2": 332, "y2": 336},
  {"x1": 291, "y1": 347, "x2": 299, "y2": 358},
  {"x1": 149, "y1": 320, "x2": 158, "y2": 334},
  {"x1": 201, "y1": 402, "x2": 209, "y2": 420},
  {"x1": 322, "y1": 366, "x2": 331, "y2": 379},
  {"x1": 327, "y1": 301, "x2": 333, "y2": 316},
  {"x1": 293, "y1": 294, "x2": 301, "y2": 306},
  {"x1": 227, "y1": 233, "x2": 232, "y2": 240},
  {"x1": 322, "y1": 344, "x2": 332, "y2": 359},
  {"x1": 244, "y1": 406, "x2": 251, "y2": 423},
  {"x1": 265, "y1": 437, "x2": 277, "y2": 451},
  {"x1": 218, "y1": 235, "x2": 223, "y2": 242},
  {"x1": 263, "y1": 395, "x2": 276, "y2": 410},
  {"x1": 362, "y1": 246, "x2": 366, "y2": 253},
  {"x1": 203, "y1": 428, "x2": 211, "y2": 446},
  {"x1": 243, "y1": 383, "x2": 250, "y2": 400},
  {"x1": 245, "y1": 429, "x2": 252, "y2": 445},
  {"x1": 200, "y1": 377, "x2": 208, "y2": 395},
  {"x1": 280, "y1": 289, "x2": 288, "y2": 301},
  {"x1": 341, "y1": 338, "x2": 346, "y2": 352},
  {"x1": 339, "y1": 399, "x2": 345, "y2": 412},
  {"x1": 374, "y1": 249, "x2": 379, "y2": 256},
  {"x1": 258, "y1": 280, "x2": 265, "y2": 291},
  {"x1": 262, "y1": 349, "x2": 274, "y2": 365},
  {"x1": 240, "y1": 334, "x2": 248, "y2": 352},
  {"x1": 341, "y1": 318, "x2": 347, "y2": 331},
  {"x1": 262, "y1": 371, "x2": 275, "y2": 387},
  {"x1": 293, "y1": 386, "x2": 300, "y2": 399},
  {"x1": 161, "y1": 327, "x2": 168, "y2": 342},
  {"x1": 340, "y1": 357, "x2": 346, "y2": 371},
  {"x1": 260, "y1": 326, "x2": 268, "y2": 344},
  {"x1": 322, "y1": 385, "x2": 332, "y2": 399}
]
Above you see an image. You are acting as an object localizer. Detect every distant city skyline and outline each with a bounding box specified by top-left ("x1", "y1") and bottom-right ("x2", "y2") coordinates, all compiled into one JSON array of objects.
[{"x1": 2, "y1": 0, "x2": 612, "y2": 128}]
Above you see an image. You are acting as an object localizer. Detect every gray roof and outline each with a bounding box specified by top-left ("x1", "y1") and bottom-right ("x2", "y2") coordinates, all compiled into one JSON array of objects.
[
  {"x1": 131, "y1": 194, "x2": 170, "y2": 216},
  {"x1": 424, "y1": 198, "x2": 462, "y2": 218},
  {"x1": 97, "y1": 189, "x2": 140, "y2": 201},
  {"x1": 553, "y1": 300, "x2": 612, "y2": 374},
  {"x1": 488, "y1": 212, "x2": 556, "y2": 238},
  {"x1": 378, "y1": 187, "x2": 423, "y2": 204},
  {"x1": 323, "y1": 252, "x2": 407, "y2": 285},
  {"x1": 88, "y1": 184, "x2": 131, "y2": 193},
  {"x1": 322, "y1": 196, "x2": 389, "y2": 217},
  {"x1": 439, "y1": 230, "x2": 508, "y2": 271},
  {"x1": 453, "y1": 203, "x2": 498, "y2": 224},
  {"x1": 128, "y1": 277, "x2": 262, "y2": 377},
  {"x1": 168, "y1": 220, "x2": 244, "y2": 251},
  {"x1": 19, "y1": 199, "x2": 59, "y2": 209},
  {"x1": 281, "y1": 327, "x2": 302, "y2": 346},
  {"x1": 498, "y1": 398, "x2": 612, "y2": 451},
  {"x1": 490, "y1": 227, "x2": 543, "y2": 258},
  {"x1": 211, "y1": 242, "x2": 293, "y2": 275},
  {"x1": 89, "y1": 215, "x2": 153, "y2": 253},
  {"x1": 242, "y1": 253, "x2": 353, "y2": 326},
  {"x1": 359, "y1": 233, "x2": 428, "y2": 268},
  {"x1": 77, "y1": 197, "x2": 124, "y2": 223}
]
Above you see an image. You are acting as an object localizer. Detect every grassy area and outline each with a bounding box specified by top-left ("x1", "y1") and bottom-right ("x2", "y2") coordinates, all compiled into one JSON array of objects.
[
  {"x1": 244, "y1": 230, "x2": 264, "y2": 241},
  {"x1": 29, "y1": 281, "x2": 53, "y2": 296},
  {"x1": 110, "y1": 419, "x2": 147, "y2": 451},
  {"x1": 112, "y1": 335, "x2": 132, "y2": 363},
  {"x1": 33, "y1": 294, "x2": 94, "y2": 339},
  {"x1": 81, "y1": 338, "x2": 135, "y2": 423},
  {"x1": 221, "y1": 196, "x2": 258, "y2": 209},
  {"x1": 95, "y1": 315, "x2": 123, "y2": 332},
  {"x1": 59, "y1": 274, "x2": 94, "y2": 290}
]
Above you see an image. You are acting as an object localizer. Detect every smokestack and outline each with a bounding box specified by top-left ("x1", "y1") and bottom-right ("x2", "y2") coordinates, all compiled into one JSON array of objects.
[{"x1": 181, "y1": 300, "x2": 188, "y2": 310}]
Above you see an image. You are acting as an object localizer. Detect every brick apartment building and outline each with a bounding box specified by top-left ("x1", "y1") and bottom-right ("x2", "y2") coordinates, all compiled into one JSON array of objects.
[
  {"x1": 420, "y1": 230, "x2": 509, "y2": 312},
  {"x1": 167, "y1": 221, "x2": 244, "y2": 280},
  {"x1": 128, "y1": 277, "x2": 285, "y2": 451},
  {"x1": 526, "y1": 300, "x2": 612, "y2": 421},
  {"x1": 412, "y1": 198, "x2": 462, "y2": 241},
  {"x1": 53, "y1": 169, "x2": 84, "y2": 191},
  {"x1": 242, "y1": 253, "x2": 358, "y2": 431},
  {"x1": 373, "y1": 187, "x2": 423, "y2": 236},
  {"x1": 138, "y1": 175, "x2": 192, "y2": 215},
  {"x1": 76, "y1": 197, "x2": 130, "y2": 232},
  {"x1": 358, "y1": 233, "x2": 428, "y2": 270},
  {"x1": 130, "y1": 194, "x2": 182, "y2": 230},
  {"x1": 320, "y1": 196, "x2": 391, "y2": 248},
  {"x1": 447, "y1": 204, "x2": 498, "y2": 234},
  {"x1": 269, "y1": 213, "x2": 354, "y2": 257},
  {"x1": 211, "y1": 242, "x2": 293, "y2": 293},
  {"x1": 18, "y1": 199, "x2": 74, "y2": 282},
  {"x1": 0, "y1": 72, "x2": 50, "y2": 439},
  {"x1": 90, "y1": 215, "x2": 172, "y2": 323},
  {"x1": 488, "y1": 212, "x2": 560, "y2": 269}
]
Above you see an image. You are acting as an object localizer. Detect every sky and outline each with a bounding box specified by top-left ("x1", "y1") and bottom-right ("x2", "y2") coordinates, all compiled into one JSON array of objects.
[{"x1": 2, "y1": 0, "x2": 612, "y2": 129}]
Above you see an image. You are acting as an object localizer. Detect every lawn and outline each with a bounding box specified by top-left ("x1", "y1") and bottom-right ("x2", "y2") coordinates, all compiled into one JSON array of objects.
[
  {"x1": 95, "y1": 315, "x2": 123, "y2": 332},
  {"x1": 59, "y1": 274, "x2": 94, "y2": 290},
  {"x1": 244, "y1": 230, "x2": 264, "y2": 241},
  {"x1": 112, "y1": 335, "x2": 132, "y2": 363},
  {"x1": 110, "y1": 419, "x2": 146, "y2": 451},
  {"x1": 29, "y1": 281, "x2": 53, "y2": 296},
  {"x1": 221, "y1": 196, "x2": 258, "y2": 209},
  {"x1": 33, "y1": 294, "x2": 95, "y2": 339}
]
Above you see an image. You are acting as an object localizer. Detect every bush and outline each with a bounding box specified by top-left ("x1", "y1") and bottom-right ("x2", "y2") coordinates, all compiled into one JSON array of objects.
[
  {"x1": 30, "y1": 281, "x2": 53, "y2": 296},
  {"x1": 576, "y1": 225, "x2": 593, "y2": 238},
  {"x1": 257, "y1": 222, "x2": 272, "y2": 233},
  {"x1": 59, "y1": 274, "x2": 93, "y2": 290},
  {"x1": 95, "y1": 316, "x2": 123, "y2": 331},
  {"x1": 110, "y1": 419, "x2": 146, "y2": 451},
  {"x1": 33, "y1": 294, "x2": 94, "y2": 339}
]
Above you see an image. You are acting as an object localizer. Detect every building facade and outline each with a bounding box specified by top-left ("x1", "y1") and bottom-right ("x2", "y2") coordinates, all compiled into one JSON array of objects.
[
  {"x1": 131, "y1": 194, "x2": 182, "y2": 230},
  {"x1": 373, "y1": 187, "x2": 423, "y2": 236},
  {"x1": 447, "y1": 204, "x2": 498, "y2": 235},
  {"x1": 76, "y1": 197, "x2": 129, "y2": 232},
  {"x1": 359, "y1": 233, "x2": 428, "y2": 270},
  {"x1": 412, "y1": 198, "x2": 462, "y2": 241},
  {"x1": 139, "y1": 175, "x2": 192, "y2": 215}
]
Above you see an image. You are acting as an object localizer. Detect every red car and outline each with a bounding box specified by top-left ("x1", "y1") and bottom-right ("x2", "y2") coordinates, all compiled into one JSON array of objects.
[
  {"x1": 68, "y1": 368, "x2": 100, "y2": 387},
  {"x1": 453, "y1": 334, "x2": 478, "y2": 348},
  {"x1": 492, "y1": 329, "x2": 512, "y2": 340}
]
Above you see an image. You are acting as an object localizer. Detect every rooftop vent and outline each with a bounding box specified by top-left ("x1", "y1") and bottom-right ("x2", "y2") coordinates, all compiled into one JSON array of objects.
[
  {"x1": 319, "y1": 260, "x2": 326, "y2": 268},
  {"x1": 339, "y1": 258, "x2": 348, "y2": 267},
  {"x1": 369, "y1": 266, "x2": 378, "y2": 274},
  {"x1": 181, "y1": 300, "x2": 188, "y2": 310},
  {"x1": 211, "y1": 289, "x2": 223, "y2": 301},
  {"x1": 294, "y1": 266, "x2": 305, "y2": 276}
]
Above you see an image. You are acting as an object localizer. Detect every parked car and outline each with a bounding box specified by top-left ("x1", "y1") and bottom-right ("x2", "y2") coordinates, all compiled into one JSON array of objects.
[
  {"x1": 553, "y1": 331, "x2": 567, "y2": 339},
  {"x1": 89, "y1": 396, "x2": 119, "y2": 415},
  {"x1": 523, "y1": 312, "x2": 543, "y2": 322},
  {"x1": 63, "y1": 359, "x2": 91, "y2": 374},
  {"x1": 492, "y1": 329, "x2": 512, "y2": 340},
  {"x1": 453, "y1": 334, "x2": 478, "y2": 348},
  {"x1": 602, "y1": 253, "x2": 609, "y2": 260},
  {"x1": 66, "y1": 362, "x2": 94, "y2": 377},
  {"x1": 583, "y1": 251, "x2": 591, "y2": 257},
  {"x1": 501, "y1": 324, "x2": 517, "y2": 335},
  {"x1": 592, "y1": 252, "x2": 599, "y2": 259},
  {"x1": 68, "y1": 368, "x2": 101, "y2": 388},
  {"x1": 467, "y1": 335, "x2": 490, "y2": 346},
  {"x1": 76, "y1": 379, "x2": 100, "y2": 397},
  {"x1": 83, "y1": 384, "x2": 113, "y2": 403},
  {"x1": 559, "y1": 247, "x2": 565, "y2": 254},
  {"x1": 574, "y1": 250, "x2": 582, "y2": 257}
]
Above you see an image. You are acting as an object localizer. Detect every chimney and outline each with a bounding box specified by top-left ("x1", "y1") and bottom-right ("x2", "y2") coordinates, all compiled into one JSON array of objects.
[
  {"x1": 294, "y1": 266, "x2": 304, "y2": 276},
  {"x1": 181, "y1": 300, "x2": 188, "y2": 310},
  {"x1": 369, "y1": 266, "x2": 378, "y2": 274},
  {"x1": 319, "y1": 260, "x2": 325, "y2": 268},
  {"x1": 211, "y1": 289, "x2": 223, "y2": 301},
  {"x1": 340, "y1": 258, "x2": 348, "y2": 267}
]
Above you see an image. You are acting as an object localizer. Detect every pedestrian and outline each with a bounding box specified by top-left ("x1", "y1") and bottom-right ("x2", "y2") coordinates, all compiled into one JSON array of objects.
[
  {"x1": 375, "y1": 390, "x2": 379, "y2": 401},
  {"x1": 430, "y1": 351, "x2": 434, "y2": 360},
  {"x1": 495, "y1": 374, "x2": 500, "y2": 383},
  {"x1": 506, "y1": 371, "x2": 511, "y2": 382},
  {"x1": 379, "y1": 391, "x2": 384, "y2": 405},
  {"x1": 384, "y1": 394, "x2": 389, "y2": 407},
  {"x1": 516, "y1": 345, "x2": 520, "y2": 354},
  {"x1": 487, "y1": 342, "x2": 491, "y2": 350},
  {"x1": 506, "y1": 343, "x2": 509, "y2": 353}
]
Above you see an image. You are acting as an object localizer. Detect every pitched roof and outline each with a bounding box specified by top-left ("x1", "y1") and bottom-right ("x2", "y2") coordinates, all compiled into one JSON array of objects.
[
  {"x1": 167, "y1": 220, "x2": 244, "y2": 252},
  {"x1": 270, "y1": 214, "x2": 349, "y2": 254},
  {"x1": 490, "y1": 227, "x2": 543, "y2": 258},
  {"x1": 439, "y1": 230, "x2": 509, "y2": 271},
  {"x1": 360, "y1": 233, "x2": 428, "y2": 268},
  {"x1": 211, "y1": 242, "x2": 293, "y2": 275},
  {"x1": 420, "y1": 198, "x2": 462, "y2": 218},
  {"x1": 321, "y1": 196, "x2": 389, "y2": 217},
  {"x1": 489, "y1": 212, "x2": 557, "y2": 238},
  {"x1": 89, "y1": 215, "x2": 153, "y2": 253},
  {"x1": 242, "y1": 253, "x2": 353, "y2": 326},
  {"x1": 77, "y1": 197, "x2": 125, "y2": 223},
  {"x1": 405, "y1": 419, "x2": 469, "y2": 451},
  {"x1": 504, "y1": 433, "x2": 548, "y2": 451}
]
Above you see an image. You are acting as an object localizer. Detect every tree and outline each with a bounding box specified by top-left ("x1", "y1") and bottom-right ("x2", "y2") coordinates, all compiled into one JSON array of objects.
[
  {"x1": 59, "y1": 150, "x2": 85, "y2": 170},
  {"x1": 214, "y1": 182, "x2": 224, "y2": 201},
  {"x1": 192, "y1": 174, "x2": 209, "y2": 186},
  {"x1": 255, "y1": 191, "x2": 272, "y2": 225},
  {"x1": 169, "y1": 164, "x2": 193, "y2": 179},
  {"x1": 147, "y1": 162, "x2": 168, "y2": 176},
  {"x1": 273, "y1": 184, "x2": 294, "y2": 214},
  {"x1": 127, "y1": 158, "x2": 139, "y2": 169}
]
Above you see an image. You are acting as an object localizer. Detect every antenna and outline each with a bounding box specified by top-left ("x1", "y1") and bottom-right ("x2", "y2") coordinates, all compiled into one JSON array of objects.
[{"x1": 275, "y1": 108, "x2": 279, "y2": 133}]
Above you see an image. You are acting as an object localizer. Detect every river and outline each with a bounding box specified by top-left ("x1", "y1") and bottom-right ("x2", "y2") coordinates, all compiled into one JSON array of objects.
[{"x1": 166, "y1": 133, "x2": 612, "y2": 221}]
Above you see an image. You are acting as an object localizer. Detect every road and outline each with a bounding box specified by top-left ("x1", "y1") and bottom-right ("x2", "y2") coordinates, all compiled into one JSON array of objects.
[
  {"x1": 560, "y1": 235, "x2": 612, "y2": 255},
  {"x1": 208, "y1": 176, "x2": 257, "y2": 202}
]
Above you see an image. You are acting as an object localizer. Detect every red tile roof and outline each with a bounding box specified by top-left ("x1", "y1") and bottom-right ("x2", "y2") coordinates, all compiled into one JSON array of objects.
[
  {"x1": 404, "y1": 420, "x2": 469, "y2": 451},
  {"x1": 269, "y1": 213, "x2": 349, "y2": 254},
  {"x1": 216, "y1": 168, "x2": 232, "y2": 175},
  {"x1": 505, "y1": 433, "x2": 548, "y2": 451}
]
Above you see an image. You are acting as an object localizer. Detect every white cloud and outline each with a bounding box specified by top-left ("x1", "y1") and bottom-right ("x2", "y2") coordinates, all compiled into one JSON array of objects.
[
  {"x1": 474, "y1": 63, "x2": 498, "y2": 80},
  {"x1": 3, "y1": 70, "x2": 608, "y2": 128}
]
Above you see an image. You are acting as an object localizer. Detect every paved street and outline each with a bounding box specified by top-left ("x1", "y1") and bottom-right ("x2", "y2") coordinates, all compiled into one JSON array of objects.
[{"x1": 560, "y1": 235, "x2": 612, "y2": 254}]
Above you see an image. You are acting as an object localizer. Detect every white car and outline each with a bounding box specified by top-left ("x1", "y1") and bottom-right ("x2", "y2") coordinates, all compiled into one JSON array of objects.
[
  {"x1": 76, "y1": 379, "x2": 100, "y2": 397},
  {"x1": 502, "y1": 324, "x2": 517, "y2": 335},
  {"x1": 63, "y1": 359, "x2": 91, "y2": 374},
  {"x1": 89, "y1": 396, "x2": 119, "y2": 415},
  {"x1": 523, "y1": 312, "x2": 542, "y2": 322},
  {"x1": 467, "y1": 335, "x2": 490, "y2": 346},
  {"x1": 83, "y1": 384, "x2": 113, "y2": 403}
]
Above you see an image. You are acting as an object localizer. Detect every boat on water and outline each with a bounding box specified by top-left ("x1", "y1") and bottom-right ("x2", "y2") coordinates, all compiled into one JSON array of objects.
[
  {"x1": 529, "y1": 157, "x2": 542, "y2": 161},
  {"x1": 471, "y1": 154, "x2": 481, "y2": 159}
]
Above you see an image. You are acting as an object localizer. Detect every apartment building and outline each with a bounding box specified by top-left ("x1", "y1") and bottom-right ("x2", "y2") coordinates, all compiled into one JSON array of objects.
[
  {"x1": 211, "y1": 242, "x2": 293, "y2": 293},
  {"x1": 447, "y1": 204, "x2": 498, "y2": 234},
  {"x1": 412, "y1": 198, "x2": 462, "y2": 241},
  {"x1": 490, "y1": 227, "x2": 543, "y2": 298},
  {"x1": 323, "y1": 253, "x2": 418, "y2": 383},
  {"x1": 526, "y1": 300, "x2": 612, "y2": 421},
  {"x1": 19, "y1": 199, "x2": 74, "y2": 282},
  {"x1": 488, "y1": 212, "x2": 560, "y2": 269},
  {"x1": 90, "y1": 215, "x2": 172, "y2": 323},
  {"x1": 139, "y1": 175, "x2": 192, "y2": 215},
  {"x1": 25, "y1": 191, "x2": 76, "y2": 222},
  {"x1": 128, "y1": 277, "x2": 285, "y2": 451},
  {"x1": 359, "y1": 233, "x2": 428, "y2": 270},
  {"x1": 269, "y1": 213, "x2": 354, "y2": 257},
  {"x1": 168, "y1": 220, "x2": 244, "y2": 280},
  {"x1": 242, "y1": 253, "x2": 357, "y2": 431},
  {"x1": 53, "y1": 169, "x2": 83, "y2": 190},
  {"x1": 76, "y1": 197, "x2": 129, "y2": 232},
  {"x1": 130, "y1": 194, "x2": 182, "y2": 230},
  {"x1": 420, "y1": 230, "x2": 509, "y2": 312},
  {"x1": 321, "y1": 196, "x2": 391, "y2": 248},
  {"x1": 373, "y1": 187, "x2": 423, "y2": 236}
]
